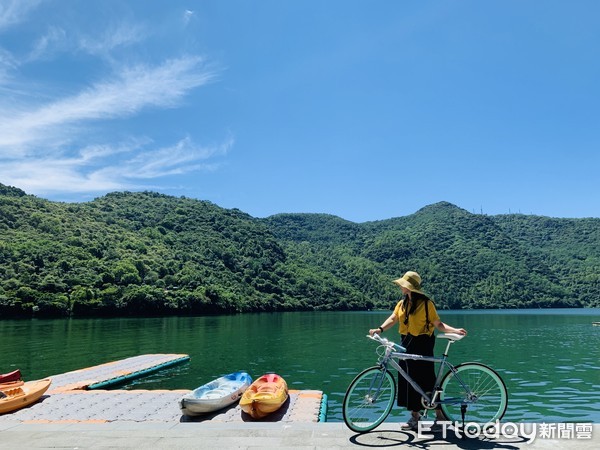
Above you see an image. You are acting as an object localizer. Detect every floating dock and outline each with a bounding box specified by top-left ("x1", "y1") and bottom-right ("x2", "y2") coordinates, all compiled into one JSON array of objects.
[
  {"x1": 0, "y1": 354, "x2": 326, "y2": 424},
  {"x1": 47, "y1": 354, "x2": 190, "y2": 393}
]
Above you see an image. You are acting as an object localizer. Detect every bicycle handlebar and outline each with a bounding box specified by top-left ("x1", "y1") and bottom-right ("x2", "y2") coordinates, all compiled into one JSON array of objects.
[
  {"x1": 367, "y1": 331, "x2": 466, "y2": 352},
  {"x1": 366, "y1": 333, "x2": 406, "y2": 352}
]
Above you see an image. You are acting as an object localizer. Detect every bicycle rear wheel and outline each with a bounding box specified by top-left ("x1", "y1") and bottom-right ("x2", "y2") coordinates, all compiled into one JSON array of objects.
[
  {"x1": 342, "y1": 366, "x2": 396, "y2": 433},
  {"x1": 440, "y1": 362, "x2": 508, "y2": 424}
]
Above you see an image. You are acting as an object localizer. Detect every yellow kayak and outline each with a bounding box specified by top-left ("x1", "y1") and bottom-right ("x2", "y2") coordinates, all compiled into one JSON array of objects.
[
  {"x1": 0, "y1": 378, "x2": 51, "y2": 414},
  {"x1": 239, "y1": 373, "x2": 288, "y2": 419}
]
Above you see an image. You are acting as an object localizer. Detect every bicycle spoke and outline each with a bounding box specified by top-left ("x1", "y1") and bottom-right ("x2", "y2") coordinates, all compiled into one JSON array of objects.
[
  {"x1": 440, "y1": 363, "x2": 508, "y2": 424},
  {"x1": 343, "y1": 367, "x2": 396, "y2": 433}
]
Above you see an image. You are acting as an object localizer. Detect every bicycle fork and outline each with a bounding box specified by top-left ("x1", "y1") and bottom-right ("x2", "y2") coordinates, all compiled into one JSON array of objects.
[{"x1": 365, "y1": 367, "x2": 388, "y2": 403}]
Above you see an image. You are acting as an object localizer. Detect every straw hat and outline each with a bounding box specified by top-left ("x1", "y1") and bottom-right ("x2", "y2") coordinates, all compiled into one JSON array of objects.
[{"x1": 392, "y1": 271, "x2": 425, "y2": 295}]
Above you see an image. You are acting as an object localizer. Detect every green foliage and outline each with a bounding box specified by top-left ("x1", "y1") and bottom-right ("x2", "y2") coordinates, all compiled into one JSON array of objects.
[
  {"x1": 264, "y1": 202, "x2": 597, "y2": 310},
  {"x1": 0, "y1": 186, "x2": 597, "y2": 318}
]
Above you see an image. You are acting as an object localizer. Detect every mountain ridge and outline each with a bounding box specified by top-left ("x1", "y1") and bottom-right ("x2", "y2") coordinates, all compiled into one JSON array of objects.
[{"x1": 1, "y1": 183, "x2": 597, "y2": 317}]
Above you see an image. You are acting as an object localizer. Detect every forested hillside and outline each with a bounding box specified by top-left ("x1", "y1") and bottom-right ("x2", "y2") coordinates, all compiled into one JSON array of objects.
[
  {"x1": 267, "y1": 202, "x2": 598, "y2": 310},
  {"x1": 1, "y1": 184, "x2": 598, "y2": 318},
  {"x1": 0, "y1": 185, "x2": 365, "y2": 317}
]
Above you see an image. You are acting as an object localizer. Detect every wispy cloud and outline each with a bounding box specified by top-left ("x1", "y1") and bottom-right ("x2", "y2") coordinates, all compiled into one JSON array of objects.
[
  {"x1": 0, "y1": 3, "x2": 230, "y2": 200},
  {"x1": 0, "y1": 0, "x2": 43, "y2": 79},
  {"x1": 0, "y1": 0, "x2": 43, "y2": 31},
  {"x1": 124, "y1": 135, "x2": 233, "y2": 179},
  {"x1": 0, "y1": 56, "x2": 216, "y2": 155},
  {"x1": 26, "y1": 26, "x2": 67, "y2": 62},
  {"x1": 0, "y1": 46, "x2": 17, "y2": 83},
  {"x1": 183, "y1": 9, "x2": 195, "y2": 26},
  {"x1": 0, "y1": 155, "x2": 127, "y2": 194},
  {"x1": 78, "y1": 22, "x2": 147, "y2": 57},
  {"x1": 0, "y1": 53, "x2": 227, "y2": 195},
  {"x1": 0, "y1": 135, "x2": 232, "y2": 196},
  {"x1": 0, "y1": 55, "x2": 226, "y2": 197}
]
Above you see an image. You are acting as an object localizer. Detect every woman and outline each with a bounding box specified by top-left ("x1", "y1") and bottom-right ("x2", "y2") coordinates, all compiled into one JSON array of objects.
[{"x1": 368, "y1": 271, "x2": 467, "y2": 430}]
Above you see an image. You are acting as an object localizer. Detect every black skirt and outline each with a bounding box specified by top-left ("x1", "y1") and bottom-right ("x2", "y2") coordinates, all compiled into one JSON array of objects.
[{"x1": 397, "y1": 333, "x2": 436, "y2": 411}]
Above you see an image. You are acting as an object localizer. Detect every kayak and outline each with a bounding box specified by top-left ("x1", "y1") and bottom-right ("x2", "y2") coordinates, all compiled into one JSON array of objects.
[
  {"x1": 0, "y1": 370, "x2": 22, "y2": 384},
  {"x1": 179, "y1": 371, "x2": 252, "y2": 416},
  {"x1": 0, "y1": 378, "x2": 52, "y2": 414},
  {"x1": 0, "y1": 380, "x2": 24, "y2": 391},
  {"x1": 0, "y1": 370, "x2": 24, "y2": 391},
  {"x1": 239, "y1": 373, "x2": 288, "y2": 419}
]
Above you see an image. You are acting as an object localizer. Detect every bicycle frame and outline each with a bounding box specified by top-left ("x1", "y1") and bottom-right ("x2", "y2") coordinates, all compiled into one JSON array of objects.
[
  {"x1": 370, "y1": 334, "x2": 467, "y2": 410},
  {"x1": 343, "y1": 334, "x2": 507, "y2": 433}
]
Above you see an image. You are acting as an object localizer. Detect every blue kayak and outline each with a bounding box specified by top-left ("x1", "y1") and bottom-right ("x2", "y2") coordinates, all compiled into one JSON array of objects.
[{"x1": 179, "y1": 371, "x2": 252, "y2": 415}]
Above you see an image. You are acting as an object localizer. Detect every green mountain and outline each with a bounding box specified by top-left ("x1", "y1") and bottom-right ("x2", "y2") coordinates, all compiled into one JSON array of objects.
[
  {"x1": 1, "y1": 185, "x2": 597, "y2": 317},
  {"x1": 266, "y1": 202, "x2": 591, "y2": 310}
]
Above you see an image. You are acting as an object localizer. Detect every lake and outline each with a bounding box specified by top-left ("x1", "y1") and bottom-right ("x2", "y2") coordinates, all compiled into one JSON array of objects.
[{"x1": 1, "y1": 308, "x2": 598, "y2": 423}]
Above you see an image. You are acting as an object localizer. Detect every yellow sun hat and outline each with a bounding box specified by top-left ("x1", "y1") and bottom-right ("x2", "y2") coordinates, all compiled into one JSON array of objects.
[{"x1": 392, "y1": 271, "x2": 425, "y2": 294}]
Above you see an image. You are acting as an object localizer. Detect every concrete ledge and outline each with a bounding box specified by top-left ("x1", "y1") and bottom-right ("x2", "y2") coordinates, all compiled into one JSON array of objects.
[{"x1": 0, "y1": 421, "x2": 597, "y2": 449}]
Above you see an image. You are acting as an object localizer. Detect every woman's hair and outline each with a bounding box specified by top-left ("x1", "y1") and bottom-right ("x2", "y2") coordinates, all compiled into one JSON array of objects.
[
  {"x1": 403, "y1": 291, "x2": 432, "y2": 328},
  {"x1": 403, "y1": 291, "x2": 430, "y2": 313}
]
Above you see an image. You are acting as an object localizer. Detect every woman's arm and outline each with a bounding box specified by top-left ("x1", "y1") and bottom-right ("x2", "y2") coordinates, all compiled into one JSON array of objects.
[
  {"x1": 369, "y1": 313, "x2": 398, "y2": 336},
  {"x1": 432, "y1": 319, "x2": 467, "y2": 335}
]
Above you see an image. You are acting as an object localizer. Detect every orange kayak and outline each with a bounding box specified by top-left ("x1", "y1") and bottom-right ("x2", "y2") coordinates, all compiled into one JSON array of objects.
[
  {"x1": 0, "y1": 378, "x2": 52, "y2": 414},
  {"x1": 239, "y1": 373, "x2": 288, "y2": 419},
  {"x1": 0, "y1": 380, "x2": 24, "y2": 391}
]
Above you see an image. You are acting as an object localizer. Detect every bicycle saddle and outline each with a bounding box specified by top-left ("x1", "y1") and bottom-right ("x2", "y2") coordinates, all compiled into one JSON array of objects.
[{"x1": 437, "y1": 333, "x2": 465, "y2": 341}]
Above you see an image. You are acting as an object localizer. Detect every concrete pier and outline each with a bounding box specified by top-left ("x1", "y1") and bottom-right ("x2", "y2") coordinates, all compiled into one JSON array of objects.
[{"x1": 0, "y1": 421, "x2": 597, "y2": 449}]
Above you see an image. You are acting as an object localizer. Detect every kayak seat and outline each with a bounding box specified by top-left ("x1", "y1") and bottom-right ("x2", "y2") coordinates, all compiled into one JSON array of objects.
[
  {"x1": 202, "y1": 388, "x2": 232, "y2": 399},
  {"x1": 256, "y1": 385, "x2": 277, "y2": 394}
]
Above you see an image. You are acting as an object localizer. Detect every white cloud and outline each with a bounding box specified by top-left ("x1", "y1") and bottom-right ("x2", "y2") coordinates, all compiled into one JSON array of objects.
[
  {"x1": 124, "y1": 135, "x2": 233, "y2": 179},
  {"x1": 183, "y1": 9, "x2": 195, "y2": 26},
  {"x1": 0, "y1": 4, "x2": 230, "y2": 200},
  {"x1": 0, "y1": 0, "x2": 39, "y2": 81},
  {"x1": 0, "y1": 46, "x2": 17, "y2": 83},
  {"x1": 0, "y1": 0, "x2": 43, "y2": 31},
  {"x1": 78, "y1": 22, "x2": 147, "y2": 57},
  {"x1": 0, "y1": 56, "x2": 216, "y2": 155},
  {"x1": 26, "y1": 26, "x2": 67, "y2": 62},
  {"x1": 0, "y1": 135, "x2": 232, "y2": 196},
  {"x1": 0, "y1": 53, "x2": 227, "y2": 197},
  {"x1": 0, "y1": 157, "x2": 127, "y2": 194},
  {"x1": 78, "y1": 138, "x2": 148, "y2": 162}
]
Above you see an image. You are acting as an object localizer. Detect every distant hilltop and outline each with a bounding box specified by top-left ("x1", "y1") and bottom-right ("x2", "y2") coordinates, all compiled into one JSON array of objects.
[{"x1": 1, "y1": 184, "x2": 598, "y2": 317}]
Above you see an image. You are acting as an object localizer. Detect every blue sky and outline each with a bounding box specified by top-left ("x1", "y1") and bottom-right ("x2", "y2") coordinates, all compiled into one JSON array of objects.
[{"x1": 1, "y1": 0, "x2": 599, "y2": 222}]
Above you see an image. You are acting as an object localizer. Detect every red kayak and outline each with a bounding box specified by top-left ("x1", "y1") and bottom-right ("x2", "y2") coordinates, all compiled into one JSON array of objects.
[
  {"x1": 0, "y1": 370, "x2": 21, "y2": 384},
  {"x1": 239, "y1": 373, "x2": 288, "y2": 419}
]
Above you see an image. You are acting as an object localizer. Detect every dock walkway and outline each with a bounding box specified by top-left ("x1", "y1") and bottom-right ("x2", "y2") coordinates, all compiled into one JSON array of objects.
[
  {"x1": 0, "y1": 354, "x2": 325, "y2": 425},
  {"x1": 47, "y1": 353, "x2": 190, "y2": 393},
  {"x1": 5, "y1": 355, "x2": 592, "y2": 448}
]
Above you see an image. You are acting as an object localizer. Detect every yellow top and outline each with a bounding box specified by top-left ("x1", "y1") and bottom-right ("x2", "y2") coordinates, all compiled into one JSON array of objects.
[{"x1": 393, "y1": 297, "x2": 440, "y2": 336}]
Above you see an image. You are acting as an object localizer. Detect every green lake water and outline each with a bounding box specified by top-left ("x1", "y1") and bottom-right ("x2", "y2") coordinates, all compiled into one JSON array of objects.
[{"x1": 1, "y1": 309, "x2": 598, "y2": 423}]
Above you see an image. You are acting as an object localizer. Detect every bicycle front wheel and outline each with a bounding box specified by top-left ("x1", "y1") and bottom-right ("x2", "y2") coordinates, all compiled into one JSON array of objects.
[
  {"x1": 440, "y1": 362, "x2": 508, "y2": 424},
  {"x1": 342, "y1": 366, "x2": 396, "y2": 433}
]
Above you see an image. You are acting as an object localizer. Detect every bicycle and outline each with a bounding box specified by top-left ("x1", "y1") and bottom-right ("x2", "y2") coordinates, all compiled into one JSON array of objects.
[{"x1": 342, "y1": 332, "x2": 508, "y2": 433}]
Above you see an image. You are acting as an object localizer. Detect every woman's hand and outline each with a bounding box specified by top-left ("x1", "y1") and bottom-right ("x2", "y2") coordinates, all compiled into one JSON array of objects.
[
  {"x1": 434, "y1": 320, "x2": 466, "y2": 336},
  {"x1": 368, "y1": 328, "x2": 381, "y2": 336}
]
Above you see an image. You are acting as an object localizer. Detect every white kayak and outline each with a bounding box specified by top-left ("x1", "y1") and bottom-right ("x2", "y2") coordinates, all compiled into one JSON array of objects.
[{"x1": 179, "y1": 371, "x2": 252, "y2": 416}]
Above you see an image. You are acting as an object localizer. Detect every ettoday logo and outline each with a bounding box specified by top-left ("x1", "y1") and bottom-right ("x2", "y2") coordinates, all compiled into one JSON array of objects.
[{"x1": 417, "y1": 421, "x2": 593, "y2": 444}]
